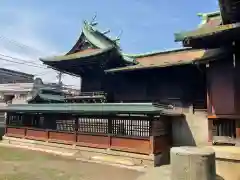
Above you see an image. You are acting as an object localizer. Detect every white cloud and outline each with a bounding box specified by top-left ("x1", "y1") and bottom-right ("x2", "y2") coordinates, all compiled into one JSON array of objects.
[{"x1": 0, "y1": 5, "x2": 80, "y2": 89}]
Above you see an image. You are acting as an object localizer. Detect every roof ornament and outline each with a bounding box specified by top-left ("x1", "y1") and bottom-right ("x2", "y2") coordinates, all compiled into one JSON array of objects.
[
  {"x1": 90, "y1": 13, "x2": 98, "y2": 26},
  {"x1": 102, "y1": 29, "x2": 110, "y2": 34},
  {"x1": 113, "y1": 30, "x2": 123, "y2": 42}
]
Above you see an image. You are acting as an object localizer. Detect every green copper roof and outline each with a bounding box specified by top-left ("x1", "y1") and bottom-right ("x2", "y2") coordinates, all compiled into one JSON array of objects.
[
  {"x1": 82, "y1": 21, "x2": 118, "y2": 49},
  {"x1": 40, "y1": 47, "x2": 114, "y2": 62},
  {"x1": 197, "y1": 11, "x2": 220, "y2": 17},
  {"x1": 174, "y1": 11, "x2": 222, "y2": 42},
  {"x1": 28, "y1": 94, "x2": 65, "y2": 103},
  {"x1": 105, "y1": 48, "x2": 225, "y2": 73},
  {"x1": 174, "y1": 23, "x2": 240, "y2": 42},
  {"x1": 42, "y1": 16, "x2": 230, "y2": 75},
  {"x1": 27, "y1": 86, "x2": 65, "y2": 103},
  {"x1": 0, "y1": 103, "x2": 182, "y2": 116},
  {"x1": 122, "y1": 47, "x2": 192, "y2": 58},
  {"x1": 105, "y1": 60, "x2": 193, "y2": 73},
  {"x1": 197, "y1": 11, "x2": 221, "y2": 27},
  {"x1": 40, "y1": 19, "x2": 137, "y2": 75}
]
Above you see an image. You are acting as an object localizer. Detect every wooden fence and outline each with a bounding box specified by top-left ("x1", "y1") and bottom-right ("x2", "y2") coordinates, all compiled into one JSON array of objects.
[{"x1": 5, "y1": 113, "x2": 171, "y2": 155}]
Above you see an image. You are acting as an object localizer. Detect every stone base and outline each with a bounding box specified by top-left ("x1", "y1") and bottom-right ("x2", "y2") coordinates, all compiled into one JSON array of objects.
[
  {"x1": 137, "y1": 146, "x2": 240, "y2": 180},
  {"x1": 1, "y1": 136, "x2": 167, "y2": 170}
]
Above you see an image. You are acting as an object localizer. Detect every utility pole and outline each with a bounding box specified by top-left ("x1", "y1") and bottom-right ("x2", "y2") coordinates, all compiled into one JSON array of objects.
[{"x1": 56, "y1": 72, "x2": 63, "y2": 87}]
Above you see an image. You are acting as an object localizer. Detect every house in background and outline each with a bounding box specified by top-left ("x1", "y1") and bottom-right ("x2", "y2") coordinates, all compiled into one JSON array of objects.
[{"x1": 0, "y1": 68, "x2": 34, "y2": 105}]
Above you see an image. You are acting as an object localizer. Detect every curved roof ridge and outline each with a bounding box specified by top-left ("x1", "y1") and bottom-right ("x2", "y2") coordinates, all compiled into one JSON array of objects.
[{"x1": 82, "y1": 20, "x2": 119, "y2": 49}]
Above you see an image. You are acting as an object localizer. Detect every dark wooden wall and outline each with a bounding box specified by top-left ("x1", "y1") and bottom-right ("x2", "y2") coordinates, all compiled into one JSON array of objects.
[
  {"x1": 234, "y1": 51, "x2": 240, "y2": 114},
  {"x1": 106, "y1": 65, "x2": 207, "y2": 108},
  {"x1": 206, "y1": 55, "x2": 240, "y2": 116},
  {"x1": 80, "y1": 65, "x2": 207, "y2": 108},
  {"x1": 207, "y1": 59, "x2": 235, "y2": 115},
  {"x1": 81, "y1": 75, "x2": 103, "y2": 92},
  {"x1": 206, "y1": 55, "x2": 240, "y2": 117}
]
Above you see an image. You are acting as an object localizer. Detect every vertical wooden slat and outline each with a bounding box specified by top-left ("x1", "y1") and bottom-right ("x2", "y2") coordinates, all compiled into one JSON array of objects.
[
  {"x1": 5, "y1": 113, "x2": 9, "y2": 134},
  {"x1": 150, "y1": 136, "x2": 154, "y2": 154},
  {"x1": 75, "y1": 116, "x2": 78, "y2": 143},
  {"x1": 108, "y1": 117, "x2": 112, "y2": 148},
  {"x1": 46, "y1": 130, "x2": 49, "y2": 140}
]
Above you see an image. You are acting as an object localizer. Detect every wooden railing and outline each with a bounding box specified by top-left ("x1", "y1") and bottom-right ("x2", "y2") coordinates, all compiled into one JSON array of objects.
[
  {"x1": 5, "y1": 114, "x2": 171, "y2": 155},
  {"x1": 5, "y1": 126, "x2": 169, "y2": 155}
]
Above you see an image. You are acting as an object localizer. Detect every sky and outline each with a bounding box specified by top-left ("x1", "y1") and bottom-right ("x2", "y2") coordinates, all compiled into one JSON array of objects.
[{"x1": 0, "y1": 0, "x2": 219, "y2": 88}]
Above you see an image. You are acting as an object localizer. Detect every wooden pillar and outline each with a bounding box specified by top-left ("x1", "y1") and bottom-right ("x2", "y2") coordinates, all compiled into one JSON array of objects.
[
  {"x1": 108, "y1": 117, "x2": 112, "y2": 148},
  {"x1": 4, "y1": 113, "x2": 9, "y2": 135},
  {"x1": 5, "y1": 113, "x2": 9, "y2": 126},
  {"x1": 149, "y1": 117, "x2": 154, "y2": 154},
  {"x1": 171, "y1": 147, "x2": 216, "y2": 180},
  {"x1": 236, "y1": 119, "x2": 240, "y2": 138},
  {"x1": 75, "y1": 116, "x2": 78, "y2": 143}
]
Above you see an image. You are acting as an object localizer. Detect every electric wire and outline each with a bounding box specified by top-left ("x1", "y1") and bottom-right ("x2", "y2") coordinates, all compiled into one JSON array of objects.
[
  {"x1": 0, "y1": 35, "x2": 44, "y2": 55},
  {"x1": 0, "y1": 57, "x2": 48, "y2": 69},
  {"x1": 0, "y1": 35, "x2": 64, "y2": 78},
  {"x1": 0, "y1": 53, "x2": 45, "y2": 67}
]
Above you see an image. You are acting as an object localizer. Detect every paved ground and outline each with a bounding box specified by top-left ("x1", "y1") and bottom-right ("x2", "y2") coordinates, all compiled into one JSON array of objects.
[{"x1": 0, "y1": 147, "x2": 143, "y2": 180}]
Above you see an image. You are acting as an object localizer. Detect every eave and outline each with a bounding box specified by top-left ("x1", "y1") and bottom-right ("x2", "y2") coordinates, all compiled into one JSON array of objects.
[
  {"x1": 40, "y1": 47, "x2": 120, "y2": 76},
  {"x1": 105, "y1": 59, "x2": 193, "y2": 73},
  {"x1": 105, "y1": 48, "x2": 225, "y2": 73},
  {"x1": 174, "y1": 23, "x2": 240, "y2": 48},
  {"x1": 0, "y1": 103, "x2": 183, "y2": 116},
  {"x1": 40, "y1": 47, "x2": 113, "y2": 62}
]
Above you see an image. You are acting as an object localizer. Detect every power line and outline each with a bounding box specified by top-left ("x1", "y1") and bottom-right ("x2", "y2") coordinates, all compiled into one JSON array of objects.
[
  {"x1": 0, "y1": 35, "x2": 44, "y2": 55},
  {"x1": 0, "y1": 53, "x2": 46, "y2": 67},
  {"x1": 0, "y1": 56, "x2": 62, "y2": 77},
  {"x1": 0, "y1": 57, "x2": 48, "y2": 69},
  {"x1": 0, "y1": 57, "x2": 59, "y2": 76},
  {"x1": 0, "y1": 36, "x2": 64, "y2": 77}
]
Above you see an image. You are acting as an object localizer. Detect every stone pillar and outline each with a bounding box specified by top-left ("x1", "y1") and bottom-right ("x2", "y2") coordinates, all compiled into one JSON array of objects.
[{"x1": 171, "y1": 147, "x2": 216, "y2": 180}]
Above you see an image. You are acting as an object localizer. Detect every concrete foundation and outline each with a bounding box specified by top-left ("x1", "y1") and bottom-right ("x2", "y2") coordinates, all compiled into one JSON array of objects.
[
  {"x1": 171, "y1": 111, "x2": 208, "y2": 147},
  {"x1": 1, "y1": 136, "x2": 167, "y2": 169}
]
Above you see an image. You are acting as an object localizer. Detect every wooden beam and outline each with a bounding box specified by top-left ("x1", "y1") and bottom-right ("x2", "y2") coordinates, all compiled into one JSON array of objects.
[{"x1": 208, "y1": 114, "x2": 240, "y2": 119}]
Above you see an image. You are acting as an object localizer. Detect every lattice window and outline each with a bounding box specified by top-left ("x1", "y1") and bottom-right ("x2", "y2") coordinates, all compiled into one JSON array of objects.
[
  {"x1": 56, "y1": 119, "x2": 75, "y2": 132},
  {"x1": 78, "y1": 118, "x2": 108, "y2": 134},
  {"x1": 8, "y1": 114, "x2": 23, "y2": 126},
  {"x1": 213, "y1": 119, "x2": 236, "y2": 138},
  {"x1": 112, "y1": 118, "x2": 150, "y2": 137}
]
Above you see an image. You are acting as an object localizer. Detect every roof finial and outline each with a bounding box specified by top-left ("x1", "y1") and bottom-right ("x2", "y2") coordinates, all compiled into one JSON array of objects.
[
  {"x1": 90, "y1": 13, "x2": 98, "y2": 26},
  {"x1": 114, "y1": 30, "x2": 123, "y2": 42},
  {"x1": 117, "y1": 30, "x2": 123, "y2": 38},
  {"x1": 102, "y1": 29, "x2": 110, "y2": 34},
  {"x1": 91, "y1": 13, "x2": 97, "y2": 23}
]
